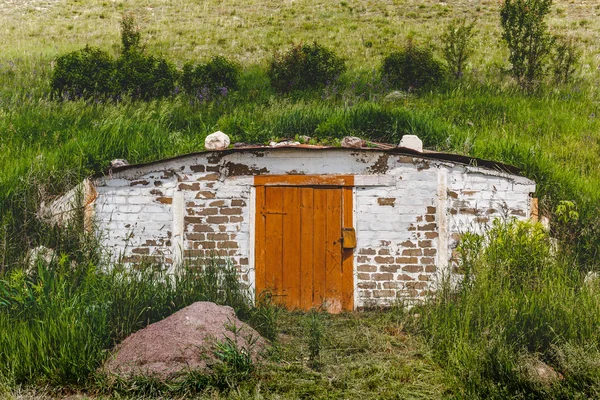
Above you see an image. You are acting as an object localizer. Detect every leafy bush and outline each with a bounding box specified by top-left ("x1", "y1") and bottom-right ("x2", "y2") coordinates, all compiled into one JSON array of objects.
[
  {"x1": 441, "y1": 18, "x2": 477, "y2": 79},
  {"x1": 552, "y1": 36, "x2": 579, "y2": 84},
  {"x1": 51, "y1": 46, "x2": 117, "y2": 100},
  {"x1": 181, "y1": 56, "x2": 240, "y2": 100},
  {"x1": 268, "y1": 42, "x2": 346, "y2": 93},
  {"x1": 116, "y1": 52, "x2": 178, "y2": 100},
  {"x1": 500, "y1": 0, "x2": 554, "y2": 89},
  {"x1": 380, "y1": 41, "x2": 446, "y2": 92}
]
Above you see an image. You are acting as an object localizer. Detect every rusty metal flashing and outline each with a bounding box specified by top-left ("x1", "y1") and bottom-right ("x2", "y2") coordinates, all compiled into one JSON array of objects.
[{"x1": 94, "y1": 145, "x2": 524, "y2": 178}]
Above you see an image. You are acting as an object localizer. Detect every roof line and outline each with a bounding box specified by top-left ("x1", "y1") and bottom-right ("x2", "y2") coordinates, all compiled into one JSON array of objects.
[{"x1": 95, "y1": 146, "x2": 523, "y2": 178}]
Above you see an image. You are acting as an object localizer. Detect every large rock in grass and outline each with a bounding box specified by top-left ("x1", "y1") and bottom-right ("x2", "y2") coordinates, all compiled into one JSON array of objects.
[
  {"x1": 520, "y1": 355, "x2": 563, "y2": 387},
  {"x1": 103, "y1": 302, "x2": 266, "y2": 381}
]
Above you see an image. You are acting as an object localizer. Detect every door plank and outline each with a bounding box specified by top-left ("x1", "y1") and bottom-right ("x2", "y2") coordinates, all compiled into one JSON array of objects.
[
  {"x1": 255, "y1": 186, "x2": 266, "y2": 298},
  {"x1": 342, "y1": 187, "x2": 354, "y2": 311},
  {"x1": 264, "y1": 186, "x2": 284, "y2": 304},
  {"x1": 325, "y1": 189, "x2": 343, "y2": 313},
  {"x1": 282, "y1": 187, "x2": 301, "y2": 309},
  {"x1": 300, "y1": 188, "x2": 315, "y2": 310},
  {"x1": 312, "y1": 188, "x2": 327, "y2": 308}
]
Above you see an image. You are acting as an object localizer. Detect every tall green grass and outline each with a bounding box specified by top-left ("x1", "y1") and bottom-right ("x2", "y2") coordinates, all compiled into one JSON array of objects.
[
  {"x1": 420, "y1": 219, "x2": 600, "y2": 398},
  {"x1": 0, "y1": 256, "x2": 251, "y2": 389}
]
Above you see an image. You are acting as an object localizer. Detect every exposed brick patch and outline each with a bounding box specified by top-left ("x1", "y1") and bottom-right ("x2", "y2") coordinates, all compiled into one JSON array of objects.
[
  {"x1": 156, "y1": 197, "x2": 172, "y2": 204},
  {"x1": 359, "y1": 248, "x2": 376, "y2": 255},
  {"x1": 179, "y1": 182, "x2": 200, "y2": 191},
  {"x1": 190, "y1": 164, "x2": 205, "y2": 172},
  {"x1": 231, "y1": 199, "x2": 247, "y2": 207},
  {"x1": 195, "y1": 191, "x2": 216, "y2": 199},
  {"x1": 197, "y1": 173, "x2": 219, "y2": 181},
  {"x1": 131, "y1": 180, "x2": 150, "y2": 186},
  {"x1": 377, "y1": 198, "x2": 396, "y2": 207}
]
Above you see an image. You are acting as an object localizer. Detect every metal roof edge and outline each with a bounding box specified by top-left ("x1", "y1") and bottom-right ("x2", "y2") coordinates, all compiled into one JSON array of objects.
[{"x1": 93, "y1": 146, "x2": 524, "y2": 179}]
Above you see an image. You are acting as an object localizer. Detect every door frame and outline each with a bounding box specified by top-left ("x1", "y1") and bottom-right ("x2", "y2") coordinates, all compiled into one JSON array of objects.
[{"x1": 252, "y1": 175, "x2": 355, "y2": 311}]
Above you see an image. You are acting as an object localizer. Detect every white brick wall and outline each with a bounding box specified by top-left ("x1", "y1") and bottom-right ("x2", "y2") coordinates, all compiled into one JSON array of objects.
[{"x1": 89, "y1": 149, "x2": 535, "y2": 307}]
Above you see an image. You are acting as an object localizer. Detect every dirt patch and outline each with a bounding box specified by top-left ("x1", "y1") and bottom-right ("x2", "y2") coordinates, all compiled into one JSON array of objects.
[{"x1": 103, "y1": 302, "x2": 266, "y2": 381}]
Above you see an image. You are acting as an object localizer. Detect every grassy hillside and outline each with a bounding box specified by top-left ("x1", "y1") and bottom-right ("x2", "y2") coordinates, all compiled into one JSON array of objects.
[
  {"x1": 2, "y1": 0, "x2": 600, "y2": 266},
  {"x1": 1, "y1": 1, "x2": 600, "y2": 397}
]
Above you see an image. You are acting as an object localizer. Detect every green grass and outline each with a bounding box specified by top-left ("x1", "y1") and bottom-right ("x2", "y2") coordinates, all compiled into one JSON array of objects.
[
  {"x1": 0, "y1": 255, "x2": 251, "y2": 389},
  {"x1": 420, "y1": 219, "x2": 600, "y2": 398}
]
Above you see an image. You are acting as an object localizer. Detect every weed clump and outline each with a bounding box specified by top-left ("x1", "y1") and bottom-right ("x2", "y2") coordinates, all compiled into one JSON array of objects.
[
  {"x1": 181, "y1": 56, "x2": 240, "y2": 101},
  {"x1": 268, "y1": 42, "x2": 346, "y2": 93},
  {"x1": 381, "y1": 40, "x2": 446, "y2": 92}
]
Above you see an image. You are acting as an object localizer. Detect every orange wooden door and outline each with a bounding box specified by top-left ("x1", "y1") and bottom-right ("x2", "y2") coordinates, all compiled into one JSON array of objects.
[{"x1": 255, "y1": 185, "x2": 353, "y2": 312}]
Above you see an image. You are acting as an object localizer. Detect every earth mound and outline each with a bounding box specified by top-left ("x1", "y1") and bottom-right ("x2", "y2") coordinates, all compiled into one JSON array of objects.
[{"x1": 103, "y1": 301, "x2": 265, "y2": 380}]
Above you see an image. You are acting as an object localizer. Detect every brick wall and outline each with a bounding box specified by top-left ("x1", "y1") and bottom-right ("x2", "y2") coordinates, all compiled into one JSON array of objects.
[{"x1": 91, "y1": 148, "x2": 535, "y2": 307}]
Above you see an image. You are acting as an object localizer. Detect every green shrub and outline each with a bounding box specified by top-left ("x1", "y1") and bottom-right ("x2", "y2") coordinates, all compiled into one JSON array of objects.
[
  {"x1": 181, "y1": 56, "x2": 240, "y2": 101},
  {"x1": 380, "y1": 41, "x2": 446, "y2": 92},
  {"x1": 268, "y1": 42, "x2": 346, "y2": 93},
  {"x1": 441, "y1": 18, "x2": 477, "y2": 79},
  {"x1": 500, "y1": 0, "x2": 554, "y2": 89},
  {"x1": 51, "y1": 46, "x2": 117, "y2": 100},
  {"x1": 116, "y1": 52, "x2": 178, "y2": 100}
]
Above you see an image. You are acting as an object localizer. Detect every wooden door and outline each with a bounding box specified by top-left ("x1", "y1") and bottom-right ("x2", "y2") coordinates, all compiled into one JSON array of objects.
[{"x1": 255, "y1": 182, "x2": 354, "y2": 313}]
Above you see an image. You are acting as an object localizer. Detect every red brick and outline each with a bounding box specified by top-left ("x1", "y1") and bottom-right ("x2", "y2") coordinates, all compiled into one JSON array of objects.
[
  {"x1": 402, "y1": 248, "x2": 422, "y2": 256},
  {"x1": 373, "y1": 273, "x2": 393, "y2": 281},
  {"x1": 195, "y1": 191, "x2": 216, "y2": 199},
  {"x1": 197, "y1": 173, "x2": 219, "y2": 181},
  {"x1": 231, "y1": 199, "x2": 247, "y2": 207},
  {"x1": 179, "y1": 182, "x2": 200, "y2": 191},
  {"x1": 221, "y1": 208, "x2": 243, "y2": 215},
  {"x1": 423, "y1": 248, "x2": 437, "y2": 257},
  {"x1": 380, "y1": 265, "x2": 400, "y2": 273},
  {"x1": 396, "y1": 256, "x2": 418, "y2": 264},
  {"x1": 358, "y1": 264, "x2": 377, "y2": 273},
  {"x1": 218, "y1": 241, "x2": 239, "y2": 249},
  {"x1": 374, "y1": 256, "x2": 394, "y2": 264},
  {"x1": 402, "y1": 265, "x2": 423, "y2": 273},
  {"x1": 207, "y1": 216, "x2": 229, "y2": 224}
]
